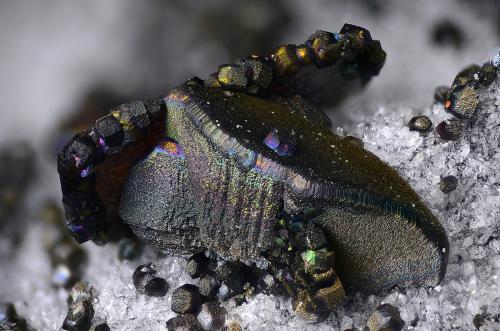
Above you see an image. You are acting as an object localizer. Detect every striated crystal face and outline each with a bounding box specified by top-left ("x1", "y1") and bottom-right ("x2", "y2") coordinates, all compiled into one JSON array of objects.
[
  {"x1": 56, "y1": 22, "x2": 454, "y2": 318},
  {"x1": 121, "y1": 83, "x2": 449, "y2": 293}
]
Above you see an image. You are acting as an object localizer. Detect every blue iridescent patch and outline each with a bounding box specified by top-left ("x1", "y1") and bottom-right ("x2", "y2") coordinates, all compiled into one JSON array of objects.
[
  {"x1": 80, "y1": 165, "x2": 93, "y2": 178},
  {"x1": 263, "y1": 129, "x2": 296, "y2": 157}
]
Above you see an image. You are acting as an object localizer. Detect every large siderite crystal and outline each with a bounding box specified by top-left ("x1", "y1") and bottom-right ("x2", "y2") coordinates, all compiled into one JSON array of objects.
[{"x1": 57, "y1": 25, "x2": 454, "y2": 321}]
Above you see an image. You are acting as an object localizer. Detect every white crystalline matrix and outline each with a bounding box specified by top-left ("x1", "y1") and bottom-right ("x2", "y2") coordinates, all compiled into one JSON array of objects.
[
  {"x1": 355, "y1": 60, "x2": 499, "y2": 331},
  {"x1": 3, "y1": 59, "x2": 500, "y2": 331}
]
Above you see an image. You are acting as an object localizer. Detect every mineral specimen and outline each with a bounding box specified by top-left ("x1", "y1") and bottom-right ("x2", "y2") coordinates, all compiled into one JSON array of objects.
[
  {"x1": 444, "y1": 62, "x2": 495, "y2": 119},
  {"x1": 171, "y1": 284, "x2": 202, "y2": 314},
  {"x1": 408, "y1": 116, "x2": 433, "y2": 133},
  {"x1": 197, "y1": 302, "x2": 227, "y2": 331},
  {"x1": 436, "y1": 118, "x2": 464, "y2": 140},
  {"x1": 0, "y1": 2, "x2": 498, "y2": 330},
  {"x1": 132, "y1": 263, "x2": 169, "y2": 297},
  {"x1": 436, "y1": 57, "x2": 500, "y2": 143},
  {"x1": 199, "y1": 275, "x2": 221, "y2": 299},
  {"x1": 58, "y1": 24, "x2": 450, "y2": 321},
  {"x1": 366, "y1": 303, "x2": 404, "y2": 331},
  {"x1": 45, "y1": 44, "x2": 500, "y2": 330},
  {"x1": 439, "y1": 175, "x2": 459, "y2": 194},
  {"x1": 94, "y1": 323, "x2": 110, "y2": 331},
  {"x1": 166, "y1": 314, "x2": 203, "y2": 331},
  {"x1": 62, "y1": 282, "x2": 95, "y2": 331},
  {"x1": 186, "y1": 252, "x2": 217, "y2": 279}
]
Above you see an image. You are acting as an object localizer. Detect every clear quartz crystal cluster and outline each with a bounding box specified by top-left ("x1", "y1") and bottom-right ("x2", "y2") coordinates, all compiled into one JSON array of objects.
[{"x1": 5, "y1": 67, "x2": 499, "y2": 331}]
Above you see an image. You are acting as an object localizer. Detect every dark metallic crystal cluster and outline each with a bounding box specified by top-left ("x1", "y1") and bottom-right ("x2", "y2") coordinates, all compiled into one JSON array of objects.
[
  {"x1": 438, "y1": 61, "x2": 498, "y2": 141},
  {"x1": 408, "y1": 55, "x2": 499, "y2": 149},
  {"x1": 62, "y1": 282, "x2": 95, "y2": 331},
  {"x1": 57, "y1": 24, "x2": 457, "y2": 321},
  {"x1": 57, "y1": 98, "x2": 166, "y2": 243}
]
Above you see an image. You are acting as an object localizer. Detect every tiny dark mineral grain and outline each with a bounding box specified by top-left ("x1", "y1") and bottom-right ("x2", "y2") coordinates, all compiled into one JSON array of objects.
[
  {"x1": 446, "y1": 85, "x2": 479, "y2": 119},
  {"x1": 436, "y1": 118, "x2": 464, "y2": 140},
  {"x1": 166, "y1": 314, "x2": 203, "y2": 331},
  {"x1": 367, "y1": 303, "x2": 405, "y2": 331},
  {"x1": 144, "y1": 277, "x2": 169, "y2": 297},
  {"x1": 222, "y1": 321, "x2": 242, "y2": 331},
  {"x1": 439, "y1": 175, "x2": 459, "y2": 194},
  {"x1": 408, "y1": 116, "x2": 433, "y2": 133},
  {"x1": 171, "y1": 284, "x2": 202, "y2": 314},
  {"x1": 132, "y1": 263, "x2": 169, "y2": 297},
  {"x1": 197, "y1": 302, "x2": 227, "y2": 331},
  {"x1": 199, "y1": 275, "x2": 221, "y2": 299},
  {"x1": 94, "y1": 323, "x2": 111, "y2": 331},
  {"x1": 186, "y1": 252, "x2": 216, "y2": 279},
  {"x1": 62, "y1": 282, "x2": 94, "y2": 331}
]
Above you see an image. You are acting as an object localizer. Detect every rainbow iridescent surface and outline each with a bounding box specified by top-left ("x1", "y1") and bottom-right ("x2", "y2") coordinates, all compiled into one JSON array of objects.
[
  {"x1": 57, "y1": 24, "x2": 450, "y2": 306},
  {"x1": 153, "y1": 138, "x2": 185, "y2": 157}
]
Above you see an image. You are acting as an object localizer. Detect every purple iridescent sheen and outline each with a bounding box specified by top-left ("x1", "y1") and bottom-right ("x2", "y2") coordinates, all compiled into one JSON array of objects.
[{"x1": 263, "y1": 129, "x2": 296, "y2": 157}]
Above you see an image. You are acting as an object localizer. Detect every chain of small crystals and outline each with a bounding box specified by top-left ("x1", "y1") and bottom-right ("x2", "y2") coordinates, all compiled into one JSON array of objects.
[
  {"x1": 57, "y1": 98, "x2": 165, "y2": 243},
  {"x1": 57, "y1": 24, "x2": 387, "y2": 244},
  {"x1": 201, "y1": 23, "x2": 386, "y2": 96}
]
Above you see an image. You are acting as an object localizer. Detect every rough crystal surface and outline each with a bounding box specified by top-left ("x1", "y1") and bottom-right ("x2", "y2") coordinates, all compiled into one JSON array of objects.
[{"x1": 2, "y1": 68, "x2": 499, "y2": 331}]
